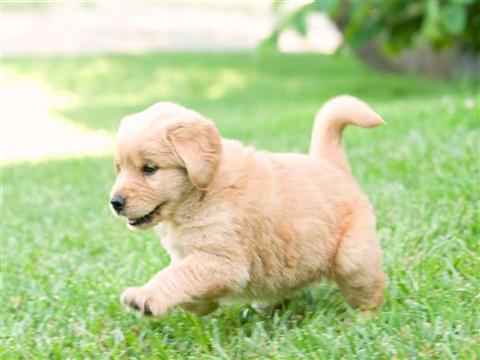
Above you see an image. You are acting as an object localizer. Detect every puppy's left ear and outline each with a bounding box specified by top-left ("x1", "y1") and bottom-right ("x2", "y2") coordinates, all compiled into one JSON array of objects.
[{"x1": 167, "y1": 118, "x2": 222, "y2": 190}]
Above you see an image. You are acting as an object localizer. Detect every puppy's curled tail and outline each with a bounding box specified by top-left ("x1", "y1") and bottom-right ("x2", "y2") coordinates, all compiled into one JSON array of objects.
[{"x1": 309, "y1": 95, "x2": 384, "y2": 174}]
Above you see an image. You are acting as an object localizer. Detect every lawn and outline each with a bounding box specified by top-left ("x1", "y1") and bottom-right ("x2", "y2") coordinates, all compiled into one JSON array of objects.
[{"x1": 2, "y1": 52, "x2": 479, "y2": 359}]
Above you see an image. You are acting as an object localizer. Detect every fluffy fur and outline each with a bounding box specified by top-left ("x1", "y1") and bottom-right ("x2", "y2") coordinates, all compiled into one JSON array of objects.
[{"x1": 110, "y1": 96, "x2": 387, "y2": 317}]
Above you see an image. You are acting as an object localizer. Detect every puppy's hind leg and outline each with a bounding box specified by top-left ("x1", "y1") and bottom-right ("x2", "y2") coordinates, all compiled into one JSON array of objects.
[{"x1": 332, "y1": 212, "x2": 387, "y2": 309}]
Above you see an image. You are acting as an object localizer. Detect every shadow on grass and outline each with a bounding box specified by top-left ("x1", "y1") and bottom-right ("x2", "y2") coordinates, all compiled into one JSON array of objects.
[
  {"x1": 4, "y1": 52, "x2": 448, "y2": 137},
  {"x1": 145, "y1": 284, "x2": 349, "y2": 338}
]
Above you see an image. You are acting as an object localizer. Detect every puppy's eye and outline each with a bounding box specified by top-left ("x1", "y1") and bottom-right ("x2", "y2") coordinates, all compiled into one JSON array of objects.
[{"x1": 142, "y1": 164, "x2": 158, "y2": 175}]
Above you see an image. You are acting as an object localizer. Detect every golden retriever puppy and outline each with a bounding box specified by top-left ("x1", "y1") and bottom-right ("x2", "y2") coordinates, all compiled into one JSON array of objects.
[{"x1": 110, "y1": 96, "x2": 387, "y2": 317}]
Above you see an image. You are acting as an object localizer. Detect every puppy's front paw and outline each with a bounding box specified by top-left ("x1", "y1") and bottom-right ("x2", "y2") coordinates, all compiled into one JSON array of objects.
[{"x1": 120, "y1": 286, "x2": 166, "y2": 317}]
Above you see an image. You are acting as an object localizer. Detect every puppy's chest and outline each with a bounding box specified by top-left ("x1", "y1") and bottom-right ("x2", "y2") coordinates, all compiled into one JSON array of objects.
[{"x1": 154, "y1": 223, "x2": 190, "y2": 262}]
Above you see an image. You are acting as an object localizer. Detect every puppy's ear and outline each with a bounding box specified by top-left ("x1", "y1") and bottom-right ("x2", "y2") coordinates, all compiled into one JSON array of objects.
[{"x1": 167, "y1": 119, "x2": 222, "y2": 190}]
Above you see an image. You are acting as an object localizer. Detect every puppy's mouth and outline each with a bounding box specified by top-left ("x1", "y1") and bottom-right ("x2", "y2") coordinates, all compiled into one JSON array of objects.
[{"x1": 127, "y1": 202, "x2": 166, "y2": 227}]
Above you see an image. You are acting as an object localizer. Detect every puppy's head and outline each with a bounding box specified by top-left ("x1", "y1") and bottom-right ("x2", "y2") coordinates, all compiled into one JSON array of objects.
[{"x1": 109, "y1": 102, "x2": 222, "y2": 230}]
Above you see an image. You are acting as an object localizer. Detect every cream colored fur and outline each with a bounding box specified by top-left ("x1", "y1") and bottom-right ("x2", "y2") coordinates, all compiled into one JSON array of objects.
[{"x1": 110, "y1": 96, "x2": 387, "y2": 317}]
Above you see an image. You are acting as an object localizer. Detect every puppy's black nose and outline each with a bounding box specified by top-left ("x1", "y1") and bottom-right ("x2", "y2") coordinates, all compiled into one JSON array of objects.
[{"x1": 110, "y1": 195, "x2": 125, "y2": 213}]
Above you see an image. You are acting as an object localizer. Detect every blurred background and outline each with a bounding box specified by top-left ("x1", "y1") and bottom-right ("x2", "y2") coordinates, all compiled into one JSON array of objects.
[
  {"x1": 2, "y1": 0, "x2": 478, "y2": 163},
  {"x1": 2, "y1": 1, "x2": 479, "y2": 358}
]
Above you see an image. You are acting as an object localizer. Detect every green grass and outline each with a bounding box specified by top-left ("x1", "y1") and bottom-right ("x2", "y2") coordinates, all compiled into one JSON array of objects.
[{"x1": 2, "y1": 52, "x2": 479, "y2": 359}]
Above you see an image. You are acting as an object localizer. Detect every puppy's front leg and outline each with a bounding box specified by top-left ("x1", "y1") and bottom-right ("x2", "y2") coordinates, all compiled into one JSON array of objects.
[{"x1": 121, "y1": 254, "x2": 246, "y2": 317}]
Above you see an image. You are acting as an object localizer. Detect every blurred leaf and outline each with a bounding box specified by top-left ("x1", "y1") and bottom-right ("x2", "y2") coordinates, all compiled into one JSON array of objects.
[
  {"x1": 291, "y1": 5, "x2": 311, "y2": 36},
  {"x1": 312, "y1": 0, "x2": 336, "y2": 13},
  {"x1": 343, "y1": 1, "x2": 376, "y2": 44},
  {"x1": 384, "y1": 14, "x2": 423, "y2": 55},
  {"x1": 349, "y1": 18, "x2": 383, "y2": 48},
  {"x1": 449, "y1": 0, "x2": 475, "y2": 4},
  {"x1": 261, "y1": 2, "x2": 313, "y2": 49},
  {"x1": 441, "y1": 3, "x2": 467, "y2": 35},
  {"x1": 422, "y1": 0, "x2": 443, "y2": 43},
  {"x1": 259, "y1": 31, "x2": 280, "y2": 52},
  {"x1": 261, "y1": 0, "x2": 480, "y2": 55}
]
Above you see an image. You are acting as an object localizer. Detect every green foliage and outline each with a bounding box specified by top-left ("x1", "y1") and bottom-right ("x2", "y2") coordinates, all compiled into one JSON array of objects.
[
  {"x1": 2, "y1": 52, "x2": 479, "y2": 358},
  {"x1": 267, "y1": 0, "x2": 480, "y2": 54}
]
